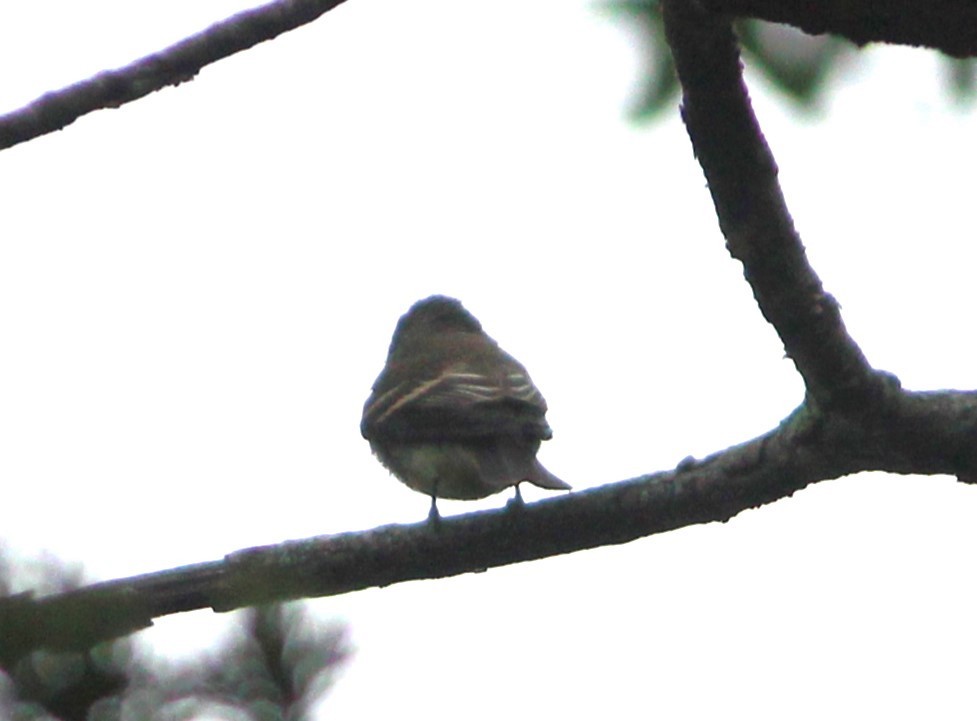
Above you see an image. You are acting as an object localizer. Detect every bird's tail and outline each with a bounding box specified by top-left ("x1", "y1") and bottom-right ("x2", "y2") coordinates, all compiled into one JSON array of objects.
[{"x1": 527, "y1": 460, "x2": 571, "y2": 491}]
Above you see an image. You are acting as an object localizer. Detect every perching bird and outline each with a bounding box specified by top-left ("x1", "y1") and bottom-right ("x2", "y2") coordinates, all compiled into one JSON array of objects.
[{"x1": 361, "y1": 295, "x2": 570, "y2": 519}]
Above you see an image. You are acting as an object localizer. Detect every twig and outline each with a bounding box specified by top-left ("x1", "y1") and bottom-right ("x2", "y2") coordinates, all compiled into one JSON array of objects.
[{"x1": 0, "y1": 0, "x2": 348, "y2": 151}]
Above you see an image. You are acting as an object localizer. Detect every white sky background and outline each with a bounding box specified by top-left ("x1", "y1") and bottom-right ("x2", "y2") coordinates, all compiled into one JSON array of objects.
[{"x1": 1, "y1": 1, "x2": 976, "y2": 719}]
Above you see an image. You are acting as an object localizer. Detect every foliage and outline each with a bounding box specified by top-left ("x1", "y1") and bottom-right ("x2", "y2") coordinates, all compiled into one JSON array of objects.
[
  {"x1": 605, "y1": 0, "x2": 976, "y2": 119},
  {"x1": 0, "y1": 548, "x2": 351, "y2": 721}
]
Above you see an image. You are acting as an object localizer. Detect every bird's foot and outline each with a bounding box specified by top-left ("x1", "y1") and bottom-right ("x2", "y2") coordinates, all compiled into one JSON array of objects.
[
  {"x1": 428, "y1": 497, "x2": 442, "y2": 524},
  {"x1": 506, "y1": 484, "x2": 526, "y2": 511}
]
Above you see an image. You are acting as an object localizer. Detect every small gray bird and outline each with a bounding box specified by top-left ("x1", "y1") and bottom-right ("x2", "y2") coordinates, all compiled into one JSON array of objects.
[{"x1": 361, "y1": 295, "x2": 570, "y2": 518}]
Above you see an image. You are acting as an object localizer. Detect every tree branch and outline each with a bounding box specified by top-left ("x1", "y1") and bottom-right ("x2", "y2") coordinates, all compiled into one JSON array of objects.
[
  {"x1": 0, "y1": 0, "x2": 348, "y2": 151},
  {"x1": 661, "y1": 0, "x2": 889, "y2": 413},
  {"x1": 701, "y1": 0, "x2": 977, "y2": 58},
  {"x1": 3, "y1": 389, "x2": 977, "y2": 664},
  {"x1": 2, "y1": 0, "x2": 972, "y2": 154}
]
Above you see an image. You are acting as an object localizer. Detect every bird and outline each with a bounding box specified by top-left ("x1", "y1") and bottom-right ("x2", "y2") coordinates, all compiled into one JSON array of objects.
[{"x1": 361, "y1": 295, "x2": 570, "y2": 519}]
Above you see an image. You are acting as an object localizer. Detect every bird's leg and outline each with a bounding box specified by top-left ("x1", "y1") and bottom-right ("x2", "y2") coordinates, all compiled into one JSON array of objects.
[
  {"x1": 507, "y1": 483, "x2": 526, "y2": 510},
  {"x1": 428, "y1": 480, "x2": 441, "y2": 523}
]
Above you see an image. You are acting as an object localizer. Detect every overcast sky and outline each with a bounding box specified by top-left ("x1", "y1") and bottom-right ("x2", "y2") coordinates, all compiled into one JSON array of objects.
[{"x1": 2, "y1": 2, "x2": 976, "y2": 719}]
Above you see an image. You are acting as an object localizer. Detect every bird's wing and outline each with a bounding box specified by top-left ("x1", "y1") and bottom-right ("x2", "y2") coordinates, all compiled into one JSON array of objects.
[{"x1": 362, "y1": 363, "x2": 550, "y2": 441}]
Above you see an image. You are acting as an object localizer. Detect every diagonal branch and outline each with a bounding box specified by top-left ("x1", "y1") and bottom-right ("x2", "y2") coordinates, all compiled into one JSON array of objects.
[
  {"x1": 3, "y1": 0, "x2": 973, "y2": 154},
  {"x1": 661, "y1": 0, "x2": 888, "y2": 413},
  {"x1": 3, "y1": 390, "x2": 977, "y2": 664},
  {"x1": 0, "y1": 0, "x2": 349, "y2": 151},
  {"x1": 700, "y1": 0, "x2": 977, "y2": 58}
]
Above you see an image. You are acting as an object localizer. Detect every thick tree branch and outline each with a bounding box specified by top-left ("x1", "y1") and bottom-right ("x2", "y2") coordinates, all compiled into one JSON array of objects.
[
  {"x1": 661, "y1": 0, "x2": 888, "y2": 413},
  {"x1": 0, "y1": 0, "x2": 348, "y2": 151},
  {"x1": 701, "y1": 0, "x2": 977, "y2": 58},
  {"x1": 3, "y1": 389, "x2": 977, "y2": 663}
]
